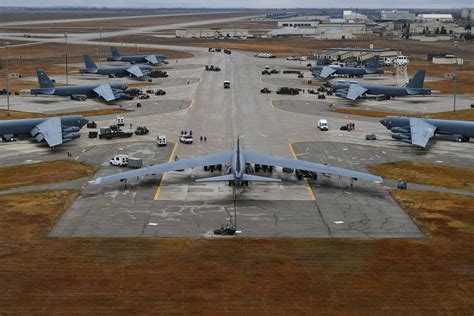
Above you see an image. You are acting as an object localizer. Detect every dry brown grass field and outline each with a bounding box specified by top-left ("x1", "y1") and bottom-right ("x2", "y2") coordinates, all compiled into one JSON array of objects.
[
  {"x1": 0, "y1": 160, "x2": 96, "y2": 191},
  {"x1": 0, "y1": 188, "x2": 472, "y2": 314},
  {"x1": 0, "y1": 13, "x2": 255, "y2": 34},
  {"x1": 368, "y1": 160, "x2": 474, "y2": 192}
]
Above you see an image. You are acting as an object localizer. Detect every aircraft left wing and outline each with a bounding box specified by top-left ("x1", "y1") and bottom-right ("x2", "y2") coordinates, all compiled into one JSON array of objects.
[
  {"x1": 243, "y1": 150, "x2": 382, "y2": 183},
  {"x1": 93, "y1": 84, "x2": 115, "y2": 102},
  {"x1": 409, "y1": 117, "x2": 437, "y2": 148},
  {"x1": 29, "y1": 117, "x2": 63, "y2": 147},
  {"x1": 93, "y1": 151, "x2": 233, "y2": 185},
  {"x1": 345, "y1": 83, "x2": 368, "y2": 100},
  {"x1": 318, "y1": 66, "x2": 337, "y2": 78},
  {"x1": 126, "y1": 65, "x2": 145, "y2": 78},
  {"x1": 145, "y1": 55, "x2": 159, "y2": 64}
]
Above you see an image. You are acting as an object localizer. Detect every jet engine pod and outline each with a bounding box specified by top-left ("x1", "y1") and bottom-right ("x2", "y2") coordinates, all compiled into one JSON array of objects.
[
  {"x1": 391, "y1": 127, "x2": 410, "y2": 134},
  {"x1": 391, "y1": 133, "x2": 411, "y2": 140}
]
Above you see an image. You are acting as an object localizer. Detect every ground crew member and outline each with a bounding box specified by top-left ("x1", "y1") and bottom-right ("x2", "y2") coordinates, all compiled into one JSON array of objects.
[
  {"x1": 200, "y1": 136, "x2": 203, "y2": 143},
  {"x1": 204, "y1": 136, "x2": 207, "y2": 143}
]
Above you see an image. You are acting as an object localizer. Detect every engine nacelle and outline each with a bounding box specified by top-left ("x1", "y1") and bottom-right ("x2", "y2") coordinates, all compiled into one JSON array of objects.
[
  {"x1": 391, "y1": 133, "x2": 411, "y2": 141},
  {"x1": 71, "y1": 94, "x2": 87, "y2": 101},
  {"x1": 391, "y1": 127, "x2": 410, "y2": 134},
  {"x1": 62, "y1": 132, "x2": 81, "y2": 140},
  {"x1": 62, "y1": 126, "x2": 80, "y2": 133}
]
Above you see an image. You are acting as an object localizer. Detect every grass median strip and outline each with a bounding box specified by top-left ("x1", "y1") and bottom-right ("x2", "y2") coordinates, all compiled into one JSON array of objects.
[
  {"x1": 0, "y1": 108, "x2": 131, "y2": 120},
  {"x1": 333, "y1": 108, "x2": 474, "y2": 120},
  {"x1": 368, "y1": 160, "x2": 474, "y2": 192},
  {"x1": 0, "y1": 160, "x2": 97, "y2": 191}
]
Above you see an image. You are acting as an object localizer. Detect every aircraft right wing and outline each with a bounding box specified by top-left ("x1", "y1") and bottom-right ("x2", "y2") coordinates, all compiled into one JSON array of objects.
[
  {"x1": 318, "y1": 66, "x2": 337, "y2": 78},
  {"x1": 93, "y1": 84, "x2": 116, "y2": 102},
  {"x1": 29, "y1": 117, "x2": 63, "y2": 147},
  {"x1": 145, "y1": 55, "x2": 159, "y2": 64},
  {"x1": 126, "y1": 65, "x2": 145, "y2": 78},
  {"x1": 243, "y1": 150, "x2": 382, "y2": 183},
  {"x1": 345, "y1": 83, "x2": 368, "y2": 100},
  {"x1": 93, "y1": 151, "x2": 233, "y2": 185},
  {"x1": 409, "y1": 117, "x2": 437, "y2": 148}
]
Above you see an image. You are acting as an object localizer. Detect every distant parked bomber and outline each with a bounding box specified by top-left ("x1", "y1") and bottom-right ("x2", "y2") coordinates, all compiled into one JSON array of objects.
[
  {"x1": 0, "y1": 116, "x2": 88, "y2": 148},
  {"x1": 80, "y1": 55, "x2": 152, "y2": 79},
  {"x1": 311, "y1": 56, "x2": 383, "y2": 79},
  {"x1": 107, "y1": 47, "x2": 166, "y2": 65},
  {"x1": 31, "y1": 70, "x2": 132, "y2": 102},
  {"x1": 332, "y1": 70, "x2": 432, "y2": 101},
  {"x1": 380, "y1": 116, "x2": 474, "y2": 148}
]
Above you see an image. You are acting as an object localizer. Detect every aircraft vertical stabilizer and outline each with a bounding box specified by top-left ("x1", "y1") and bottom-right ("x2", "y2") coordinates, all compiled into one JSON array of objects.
[
  {"x1": 407, "y1": 70, "x2": 426, "y2": 89},
  {"x1": 84, "y1": 54, "x2": 98, "y2": 69},
  {"x1": 36, "y1": 69, "x2": 55, "y2": 89}
]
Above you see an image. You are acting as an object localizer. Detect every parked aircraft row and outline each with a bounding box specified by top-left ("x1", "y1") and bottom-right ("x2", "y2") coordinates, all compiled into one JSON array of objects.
[
  {"x1": 332, "y1": 70, "x2": 432, "y2": 100},
  {"x1": 0, "y1": 116, "x2": 88, "y2": 148},
  {"x1": 311, "y1": 56, "x2": 383, "y2": 79},
  {"x1": 380, "y1": 116, "x2": 474, "y2": 148}
]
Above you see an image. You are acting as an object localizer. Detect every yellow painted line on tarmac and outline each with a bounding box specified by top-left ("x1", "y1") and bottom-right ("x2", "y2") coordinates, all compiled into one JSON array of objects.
[
  {"x1": 153, "y1": 142, "x2": 178, "y2": 201},
  {"x1": 289, "y1": 142, "x2": 316, "y2": 201}
]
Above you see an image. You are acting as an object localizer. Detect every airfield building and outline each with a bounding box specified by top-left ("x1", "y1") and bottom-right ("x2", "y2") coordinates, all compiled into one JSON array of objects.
[
  {"x1": 320, "y1": 47, "x2": 401, "y2": 62},
  {"x1": 380, "y1": 10, "x2": 415, "y2": 21}
]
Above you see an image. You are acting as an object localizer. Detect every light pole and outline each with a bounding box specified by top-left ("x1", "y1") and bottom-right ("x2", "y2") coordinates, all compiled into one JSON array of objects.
[
  {"x1": 99, "y1": 27, "x2": 102, "y2": 67},
  {"x1": 453, "y1": 40, "x2": 459, "y2": 113},
  {"x1": 5, "y1": 42, "x2": 10, "y2": 116},
  {"x1": 64, "y1": 32, "x2": 69, "y2": 85}
]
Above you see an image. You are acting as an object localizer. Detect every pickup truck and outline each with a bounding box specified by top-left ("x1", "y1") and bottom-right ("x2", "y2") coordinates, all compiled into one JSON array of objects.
[{"x1": 179, "y1": 135, "x2": 193, "y2": 144}]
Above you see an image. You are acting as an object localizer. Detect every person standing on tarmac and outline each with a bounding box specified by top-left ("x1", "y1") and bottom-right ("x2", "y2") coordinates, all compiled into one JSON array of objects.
[
  {"x1": 200, "y1": 136, "x2": 203, "y2": 143},
  {"x1": 204, "y1": 136, "x2": 207, "y2": 143}
]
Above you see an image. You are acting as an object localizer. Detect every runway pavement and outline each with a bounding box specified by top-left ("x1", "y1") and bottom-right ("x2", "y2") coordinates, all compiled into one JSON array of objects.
[{"x1": 41, "y1": 50, "x2": 441, "y2": 238}]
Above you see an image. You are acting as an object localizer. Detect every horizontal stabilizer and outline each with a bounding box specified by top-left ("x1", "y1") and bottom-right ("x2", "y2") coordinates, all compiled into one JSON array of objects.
[
  {"x1": 195, "y1": 174, "x2": 235, "y2": 182},
  {"x1": 242, "y1": 174, "x2": 281, "y2": 182}
]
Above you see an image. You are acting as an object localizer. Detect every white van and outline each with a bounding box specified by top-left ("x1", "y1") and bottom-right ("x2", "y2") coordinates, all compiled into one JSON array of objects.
[
  {"x1": 317, "y1": 119, "x2": 329, "y2": 131},
  {"x1": 110, "y1": 154, "x2": 129, "y2": 167},
  {"x1": 156, "y1": 135, "x2": 167, "y2": 147},
  {"x1": 116, "y1": 116, "x2": 125, "y2": 126}
]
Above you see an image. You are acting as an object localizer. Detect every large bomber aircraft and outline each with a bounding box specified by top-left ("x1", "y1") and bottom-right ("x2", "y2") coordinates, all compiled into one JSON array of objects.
[
  {"x1": 0, "y1": 116, "x2": 88, "y2": 148},
  {"x1": 380, "y1": 116, "x2": 474, "y2": 148},
  {"x1": 311, "y1": 56, "x2": 383, "y2": 79},
  {"x1": 332, "y1": 70, "x2": 432, "y2": 101},
  {"x1": 30, "y1": 70, "x2": 131, "y2": 102},
  {"x1": 80, "y1": 55, "x2": 152, "y2": 79},
  {"x1": 93, "y1": 139, "x2": 382, "y2": 187},
  {"x1": 107, "y1": 47, "x2": 166, "y2": 65}
]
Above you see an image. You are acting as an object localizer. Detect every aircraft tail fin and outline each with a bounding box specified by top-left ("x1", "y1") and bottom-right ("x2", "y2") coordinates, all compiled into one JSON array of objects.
[
  {"x1": 365, "y1": 55, "x2": 380, "y2": 69},
  {"x1": 83, "y1": 54, "x2": 98, "y2": 69},
  {"x1": 111, "y1": 46, "x2": 122, "y2": 59},
  {"x1": 406, "y1": 70, "x2": 426, "y2": 89},
  {"x1": 36, "y1": 69, "x2": 55, "y2": 89}
]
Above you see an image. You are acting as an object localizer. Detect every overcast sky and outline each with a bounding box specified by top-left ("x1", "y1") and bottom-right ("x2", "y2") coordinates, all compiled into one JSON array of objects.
[{"x1": 0, "y1": 0, "x2": 472, "y2": 8}]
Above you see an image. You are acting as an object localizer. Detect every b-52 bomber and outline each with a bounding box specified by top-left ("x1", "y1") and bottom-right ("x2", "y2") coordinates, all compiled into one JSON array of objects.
[
  {"x1": 93, "y1": 139, "x2": 382, "y2": 187},
  {"x1": 332, "y1": 70, "x2": 431, "y2": 101},
  {"x1": 0, "y1": 115, "x2": 88, "y2": 148},
  {"x1": 107, "y1": 47, "x2": 166, "y2": 65},
  {"x1": 311, "y1": 56, "x2": 383, "y2": 79},
  {"x1": 80, "y1": 55, "x2": 152, "y2": 79},
  {"x1": 31, "y1": 70, "x2": 132, "y2": 102},
  {"x1": 380, "y1": 116, "x2": 474, "y2": 148}
]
